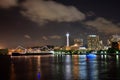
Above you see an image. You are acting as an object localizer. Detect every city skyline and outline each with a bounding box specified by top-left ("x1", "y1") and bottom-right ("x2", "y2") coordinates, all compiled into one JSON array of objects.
[{"x1": 0, "y1": 0, "x2": 120, "y2": 48}]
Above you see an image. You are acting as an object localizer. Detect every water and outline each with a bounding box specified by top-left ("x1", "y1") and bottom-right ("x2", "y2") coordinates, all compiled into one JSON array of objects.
[{"x1": 1, "y1": 55, "x2": 120, "y2": 80}]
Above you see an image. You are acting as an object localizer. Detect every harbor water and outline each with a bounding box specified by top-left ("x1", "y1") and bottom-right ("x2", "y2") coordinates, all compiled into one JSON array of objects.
[{"x1": 1, "y1": 55, "x2": 120, "y2": 80}]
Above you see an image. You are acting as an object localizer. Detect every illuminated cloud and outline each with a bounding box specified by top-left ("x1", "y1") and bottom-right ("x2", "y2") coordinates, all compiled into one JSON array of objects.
[
  {"x1": 42, "y1": 36, "x2": 48, "y2": 40},
  {"x1": 85, "y1": 17, "x2": 120, "y2": 34},
  {"x1": 24, "y1": 35, "x2": 31, "y2": 39},
  {"x1": 0, "y1": 0, "x2": 17, "y2": 8},
  {"x1": 118, "y1": 23, "x2": 120, "y2": 26},
  {"x1": 21, "y1": 0, "x2": 85, "y2": 25},
  {"x1": 0, "y1": 43, "x2": 6, "y2": 49},
  {"x1": 50, "y1": 35, "x2": 61, "y2": 39}
]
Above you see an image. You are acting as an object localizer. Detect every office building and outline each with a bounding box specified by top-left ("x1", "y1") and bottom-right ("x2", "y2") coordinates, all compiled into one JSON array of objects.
[{"x1": 87, "y1": 35, "x2": 101, "y2": 50}]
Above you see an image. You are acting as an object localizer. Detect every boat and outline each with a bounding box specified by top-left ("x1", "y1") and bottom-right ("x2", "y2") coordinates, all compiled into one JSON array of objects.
[{"x1": 86, "y1": 53, "x2": 97, "y2": 59}]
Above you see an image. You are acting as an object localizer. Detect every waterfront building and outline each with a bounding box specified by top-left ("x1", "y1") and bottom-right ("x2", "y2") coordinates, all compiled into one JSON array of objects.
[
  {"x1": 110, "y1": 35, "x2": 120, "y2": 42},
  {"x1": 109, "y1": 35, "x2": 120, "y2": 50},
  {"x1": 74, "y1": 38, "x2": 83, "y2": 47},
  {"x1": 99, "y1": 40, "x2": 104, "y2": 50},
  {"x1": 71, "y1": 38, "x2": 84, "y2": 50},
  {"x1": 87, "y1": 35, "x2": 102, "y2": 50},
  {"x1": 111, "y1": 42, "x2": 119, "y2": 49},
  {"x1": 118, "y1": 40, "x2": 120, "y2": 50}
]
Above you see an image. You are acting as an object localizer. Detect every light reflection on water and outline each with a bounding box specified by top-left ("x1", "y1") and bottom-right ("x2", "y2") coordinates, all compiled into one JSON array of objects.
[{"x1": 2, "y1": 55, "x2": 120, "y2": 80}]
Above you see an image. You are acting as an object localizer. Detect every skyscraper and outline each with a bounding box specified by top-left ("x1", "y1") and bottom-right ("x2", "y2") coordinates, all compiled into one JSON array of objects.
[{"x1": 87, "y1": 35, "x2": 100, "y2": 50}]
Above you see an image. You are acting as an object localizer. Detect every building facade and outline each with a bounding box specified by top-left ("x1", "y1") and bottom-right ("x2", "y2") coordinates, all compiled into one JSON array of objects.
[
  {"x1": 71, "y1": 38, "x2": 84, "y2": 50},
  {"x1": 87, "y1": 35, "x2": 101, "y2": 50},
  {"x1": 109, "y1": 35, "x2": 120, "y2": 50}
]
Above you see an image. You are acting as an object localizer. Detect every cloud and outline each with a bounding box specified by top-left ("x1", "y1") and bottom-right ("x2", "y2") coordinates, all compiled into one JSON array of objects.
[
  {"x1": 24, "y1": 35, "x2": 31, "y2": 39},
  {"x1": 42, "y1": 36, "x2": 48, "y2": 40},
  {"x1": 86, "y1": 11, "x2": 95, "y2": 17},
  {"x1": 85, "y1": 17, "x2": 120, "y2": 34},
  {"x1": 0, "y1": 0, "x2": 17, "y2": 8},
  {"x1": 118, "y1": 23, "x2": 120, "y2": 26},
  {"x1": 21, "y1": 0, "x2": 85, "y2": 25},
  {"x1": 50, "y1": 35, "x2": 61, "y2": 39}
]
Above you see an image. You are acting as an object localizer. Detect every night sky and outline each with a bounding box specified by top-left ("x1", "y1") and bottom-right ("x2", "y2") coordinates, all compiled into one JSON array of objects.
[{"x1": 0, "y1": 0, "x2": 120, "y2": 48}]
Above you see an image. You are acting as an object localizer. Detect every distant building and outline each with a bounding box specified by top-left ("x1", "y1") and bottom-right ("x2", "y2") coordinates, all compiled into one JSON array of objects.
[
  {"x1": 74, "y1": 38, "x2": 83, "y2": 47},
  {"x1": 71, "y1": 38, "x2": 83, "y2": 50},
  {"x1": 87, "y1": 35, "x2": 102, "y2": 50},
  {"x1": 109, "y1": 35, "x2": 120, "y2": 50},
  {"x1": 110, "y1": 35, "x2": 120, "y2": 42},
  {"x1": 118, "y1": 40, "x2": 120, "y2": 50},
  {"x1": 111, "y1": 42, "x2": 119, "y2": 49}
]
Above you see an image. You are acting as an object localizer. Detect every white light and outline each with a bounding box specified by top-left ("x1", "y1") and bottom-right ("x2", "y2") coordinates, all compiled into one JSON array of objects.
[
  {"x1": 66, "y1": 33, "x2": 69, "y2": 37},
  {"x1": 116, "y1": 55, "x2": 119, "y2": 60},
  {"x1": 89, "y1": 35, "x2": 96, "y2": 37}
]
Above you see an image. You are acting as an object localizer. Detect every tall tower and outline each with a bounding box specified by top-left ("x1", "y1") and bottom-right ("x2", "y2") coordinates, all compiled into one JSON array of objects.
[
  {"x1": 66, "y1": 32, "x2": 71, "y2": 50},
  {"x1": 66, "y1": 32, "x2": 70, "y2": 47}
]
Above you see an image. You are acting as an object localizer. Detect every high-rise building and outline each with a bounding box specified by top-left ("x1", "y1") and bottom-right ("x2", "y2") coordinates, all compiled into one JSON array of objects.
[
  {"x1": 87, "y1": 35, "x2": 101, "y2": 50},
  {"x1": 109, "y1": 35, "x2": 120, "y2": 50}
]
